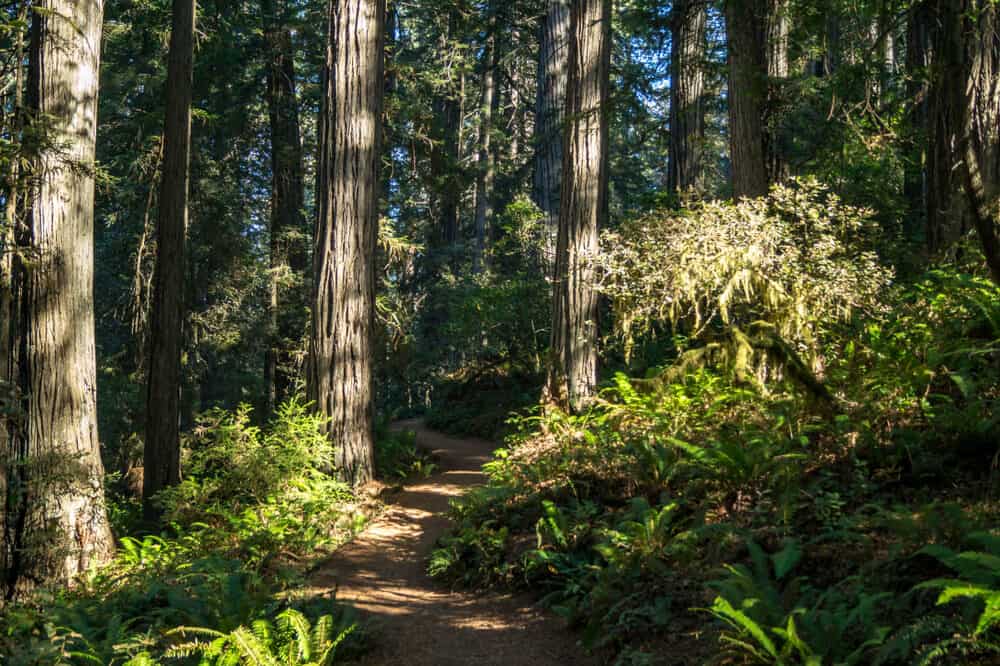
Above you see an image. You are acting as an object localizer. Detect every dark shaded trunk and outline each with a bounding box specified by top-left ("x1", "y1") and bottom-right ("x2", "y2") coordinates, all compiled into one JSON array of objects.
[
  {"x1": 723, "y1": 0, "x2": 787, "y2": 198},
  {"x1": 262, "y1": 0, "x2": 308, "y2": 414},
  {"x1": 3, "y1": 0, "x2": 113, "y2": 598},
  {"x1": 903, "y1": 1, "x2": 930, "y2": 242},
  {"x1": 533, "y1": 0, "x2": 571, "y2": 269},
  {"x1": 667, "y1": 0, "x2": 706, "y2": 194},
  {"x1": 144, "y1": 0, "x2": 196, "y2": 521},
  {"x1": 543, "y1": 0, "x2": 610, "y2": 413},
  {"x1": 309, "y1": 0, "x2": 385, "y2": 484},
  {"x1": 428, "y1": 10, "x2": 465, "y2": 253}
]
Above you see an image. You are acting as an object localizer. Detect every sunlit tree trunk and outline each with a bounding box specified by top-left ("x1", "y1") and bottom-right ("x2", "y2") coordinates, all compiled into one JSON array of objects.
[
  {"x1": 144, "y1": 0, "x2": 196, "y2": 521},
  {"x1": 544, "y1": 0, "x2": 610, "y2": 413},
  {"x1": 309, "y1": 0, "x2": 385, "y2": 484},
  {"x1": 262, "y1": 0, "x2": 308, "y2": 414},
  {"x1": 667, "y1": 0, "x2": 706, "y2": 195},
  {"x1": 473, "y1": 6, "x2": 497, "y2": 275},
  {"x1": 2, "y1": 0, "x2": 113, "y2": 598},
  {"x1": 533, "y1": 0, "x2": 570, "y2": 269}
]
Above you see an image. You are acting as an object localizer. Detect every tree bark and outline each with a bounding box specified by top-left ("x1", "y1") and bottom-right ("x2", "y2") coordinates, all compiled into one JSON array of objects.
[
  {"x1": 309, "y1": 0, "x2": 384, "y2": 484},
  {"x1": 667, "y1": 0, "x2": 706, "y2": 195},
  {"x1": 262, "y1": 0, "x2": 308, "y2": 414},
  {"x1": 144, "y1": 0, "x2": 196, "y2": 521},
  {"x1": 903, "y1": 1, "x2": 930, "y2": 241},
  {"x1": 953, "y1": 1, "x2": 1000, "y2": 281},
  {"x1": 429, "y1": 9, "x2": 465, "y2": 253},
  {"x1": 2, "y1": 0, "x2": 113, "y2": 598},
  {"x1": 533, "y1": 0, "x2": 571, "y2": 270},
  {"x1": 723, "y1": 0, "x2": 787, "y2": 199},
  {"x1": 473, "y1": 8, "x2": 497, "y2": 275},
  {"x1": 543, "y1": 0, "x2": 610, "y2": 413}
]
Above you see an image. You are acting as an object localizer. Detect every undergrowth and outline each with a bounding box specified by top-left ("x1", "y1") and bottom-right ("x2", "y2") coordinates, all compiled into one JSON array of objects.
[
  {"x1": 430, "y1": 259, "x2": 1000, "y2": 664},
  {"x1": 0, "y1": 400, "x2": 417, "y2": 665}
]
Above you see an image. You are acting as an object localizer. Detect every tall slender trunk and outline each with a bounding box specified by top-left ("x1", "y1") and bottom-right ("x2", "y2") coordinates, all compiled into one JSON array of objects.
[
  {"x1": 667, "y1": 0, "x2": 706, "y2": 195},
  {"x1": 429, "y1": 9, "x2": 464, "y2": 253},
  {"x1": 0, "y1": 1, "x2": 27, "y2": 545},
  {"x1": 309, "y1": 0, "x2": 384, "y2": 484},
  {"x1": 144, "y1": 0, "x2": 196, "y2": 521},
  {"x1": 262, "y1": 0, "x2": 308, "y2": 414},
  {"x1": 543, "y1": 0, "x2": 610, "y2": 413},
  {"x1": 473, "y1": 9, "x2": 497, "y2": 275},
  {"x1": 533, "y1": 0, "x2": 571, "y2": 270},
  {"x1": 903, "y1": 1, "x2": 930, "y2": 242},
  {"x1": 2, "y1": 0, "x2": 113, "y2": 598}
]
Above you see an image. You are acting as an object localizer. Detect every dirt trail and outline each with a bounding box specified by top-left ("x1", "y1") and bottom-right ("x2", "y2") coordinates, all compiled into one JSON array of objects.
[{"x1": 308, "y1": 421, "x2": 596, "y2": 666}]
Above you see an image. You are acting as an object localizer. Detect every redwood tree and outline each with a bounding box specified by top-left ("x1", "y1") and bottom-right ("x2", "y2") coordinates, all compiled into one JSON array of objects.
[
  {"x1": 544, "y1": 0, "x2": 611, "y2": 412},
  {"x1": 262, "y1": 0, "x2": 308, "y2": 413},
  {"x1": 309, "y1": 0, "x2": 385, "y2": 484},
  {"x1": 667, "y1": 0, "x2": 707, "y2": 194},
  {"x1": 144, "y1": 0, "x2": 196, "y2": 520},
  {"x1": 2, "y1": 0, "x2": 113, "y2": 597},
  {"x1": 533, "y1": 0, "x2": 571, "y2": 269}
]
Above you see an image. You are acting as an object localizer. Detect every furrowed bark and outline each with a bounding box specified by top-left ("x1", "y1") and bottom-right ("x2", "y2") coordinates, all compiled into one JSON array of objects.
[
  {"x1": 309, "y1": 0, "x2": 385, "y2": 484},
  {"x1": 144, "y1": 0, "x2": 196, "y2": 521},
  {"x1": 544, "y1": 0, "x2": 610, "y2": 413},
  {"x1": 3, "y1": 0, "x2": 113, "y2": 598}
]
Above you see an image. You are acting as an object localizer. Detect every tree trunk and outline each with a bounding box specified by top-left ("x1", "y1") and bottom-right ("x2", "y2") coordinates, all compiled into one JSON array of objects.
[
  {"x1": 903, "y1": 1, "x2": 930, "y2": 242},
  {"x1": 667, "y1": 0, "x2": 706, "y2": 195},
  {"x1": 543, "y1": 0, "x2": 610, "y2": 413},
  {"x1": 954, "y1": 1, "x2": 1000, "y2": 281},
  {"x1": 309, "y1": 0, "x2": 384, "y2": 484},
  {"x1": 533, "y1": 0, "x2": 571, "y2": 270},
  {"x1": 2, "y1": 0, "x2": 113, "y2": 598},
  {"x1": 262, "y1": 0, "x2": 308, "y2": 414},
  {"x1": 429, "y1": 10, "x2": 465, "y2": 253},
  {"x1": 723, "y1": 0, "x2": 786, "y2": 198},
  {"x1": 473, "y1": 9, "x2": 497, "y2": 275},
  {"x1": 144, "y1": 0, "x2": 196, "y2": 522}
]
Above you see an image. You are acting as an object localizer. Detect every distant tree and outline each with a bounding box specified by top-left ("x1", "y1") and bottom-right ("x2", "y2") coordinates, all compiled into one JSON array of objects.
[
  {"x1": 473, "y1": 1, "x2": 498, "y2": 275},
  {"x1": 2, "y1": 0, "x2": 113, "y2": 597},
  {"x1": 723, "y1": 0, "x2": 788, "y2": 198},
  {"x1": 309, "y1": 0, "x2": 385, "y2": 483},
  {"x1": 667, "y1": 0, "x2": 707, "y2": 195},
  {"x1": 145, "y1": 0, "x2": 196, "y2": 520},
  {"x1": 544, "y1": 0, "x2": 611, "y2": 412},
  {"x1": 262, "y1": 0, "x2": 308, "y2": 413}
]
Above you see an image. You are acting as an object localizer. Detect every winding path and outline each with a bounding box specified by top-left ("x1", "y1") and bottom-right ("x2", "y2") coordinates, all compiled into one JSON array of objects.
[{"x1": 308, "y1": 421, "x2": 596, "y2": 666}]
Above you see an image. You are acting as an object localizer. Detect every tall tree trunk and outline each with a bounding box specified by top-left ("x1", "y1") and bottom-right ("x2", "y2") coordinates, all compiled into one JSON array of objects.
[
  {"x1": 954, "y1": 1, "x2": 1000, "y2": 281},
  {"x1": 533, "y1": 0, "x2": 571, "y2": 270},
  {"x1": 144, "y1": 0, "x2": 196, "y2": 521},
  {"x1": 309, "y1": 0, "x2": 384, "y2": 484},
  {"x1": 2, "y1": 0, "x2": 113, "y2": 598},
  {"x1": 667, "y1": 0, "x2": 706, "y2": 195},
  {"x1": 543, "y1": 0, "x2": 610, "y2": 413},
  {"x1": 723, "y1": 0, "x2": 786, "y2": 198},
  {"x1": 0, "y1": 1, "x2": 28, "y2": 551},
  {"x1": 429, "y1": 9, "x2": 465, "y2": 252},
  {"x1": 262, "y1": 0, "x2": 308, "y2": 414},
  {"x1": 473, "y1": 9, "x2": 497, "y2": 275},
  {"x1": 904, "y1": 1, "x2": 930, "y2": 242}
]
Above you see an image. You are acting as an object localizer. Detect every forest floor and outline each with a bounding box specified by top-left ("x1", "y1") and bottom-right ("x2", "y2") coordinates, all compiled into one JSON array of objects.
[{"x1": 306, "y1": 420, "x2": 597, "y2": 666}]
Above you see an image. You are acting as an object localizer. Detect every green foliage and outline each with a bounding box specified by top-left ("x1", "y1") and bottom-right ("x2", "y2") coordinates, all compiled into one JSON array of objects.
[
  {"x1": 706, "y1": 540, "x2": 891, "y2": 665},
  {"x1": 0, "y1": 401, "x2": 369, "y2": 665},
  {"x1": 166, "y1": 608, "x2": 357, "y2": 665},
  {"x1": 596, "y1": 178, "x2": 892, "y2": 366},
  {"x1": 431, "y1": 257, "x2": 1000, "y2": 662}
]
